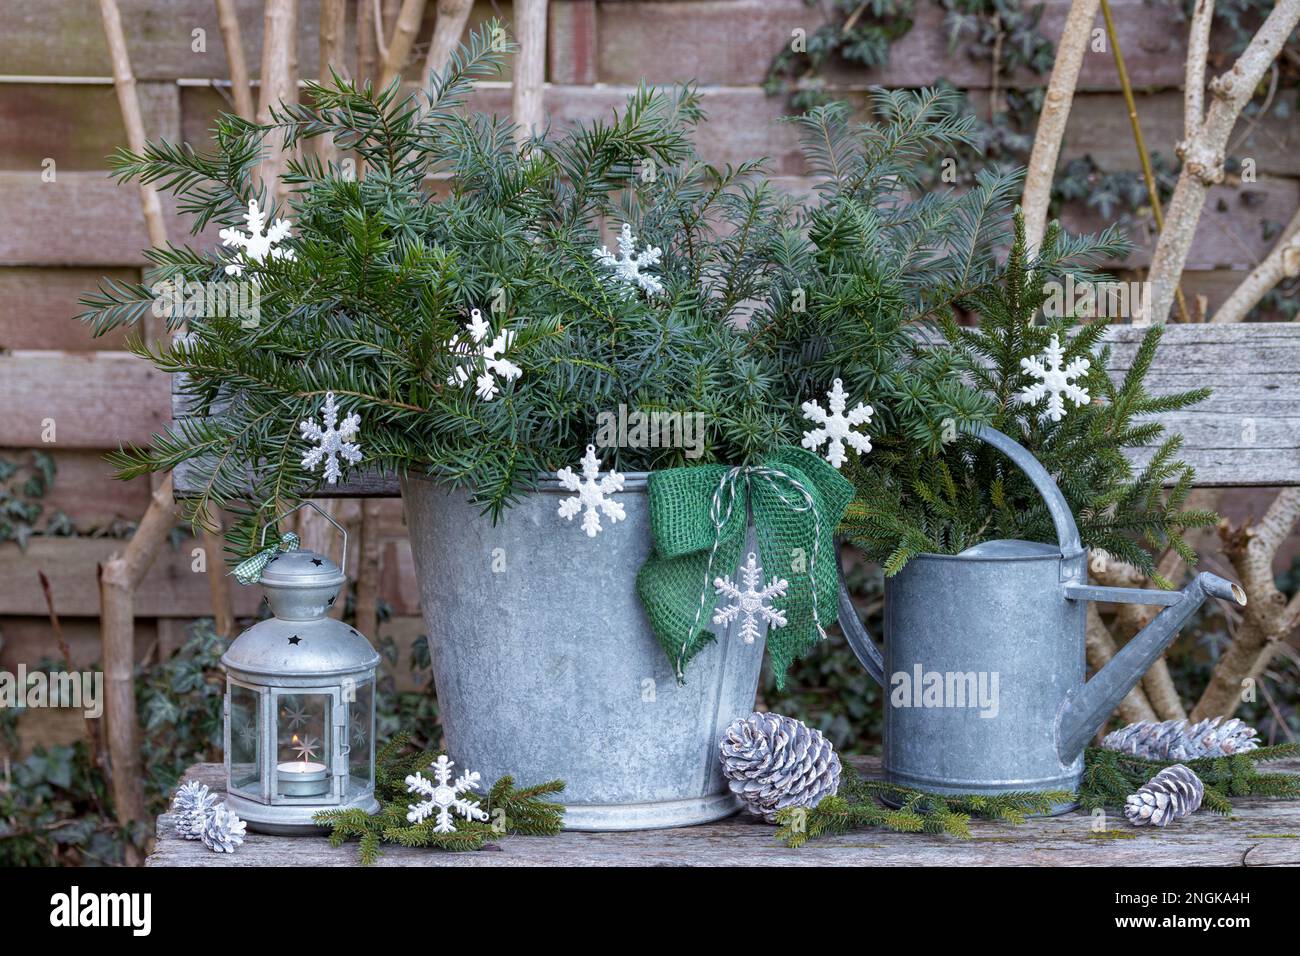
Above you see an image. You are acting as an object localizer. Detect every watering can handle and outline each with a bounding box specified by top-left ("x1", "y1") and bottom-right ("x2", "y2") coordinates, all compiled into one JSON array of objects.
[
  {"x1": 969, "y1": 423, "x2": 1083, "y2": 556},
  {"x1": 833, "y1": 424, "x2": 1082, "y2": 685},
  {"x1": 835, "y1": 540, "x2": 886, "y2": 687}
]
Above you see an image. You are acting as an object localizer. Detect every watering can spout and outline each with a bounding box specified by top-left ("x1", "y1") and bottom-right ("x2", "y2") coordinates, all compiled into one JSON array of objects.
[{"x1": 1056, "y1": 572, "x2": 1246, "y2": 763}]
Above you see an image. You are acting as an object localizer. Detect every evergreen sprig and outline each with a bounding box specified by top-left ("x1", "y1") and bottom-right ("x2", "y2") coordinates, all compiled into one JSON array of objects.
[
  {"x1": 774, "y1": 762, "x2": 1071, "y2": 847},
  {"x1": 313, "y1": 732, "x2": 565, "y2": 864},
  {"x1": 840, "y1": 211, "x2": 1216, "y2": 580},
  {"x1": 746, "y1": 87, "x2": 1014, "y2": 465},
  {"x1": 79, "y1": 21, "x2": 799, "y2": 557},
  {"x1": 1081, "y1": 744, "x2": 1300, "y2": 815}
]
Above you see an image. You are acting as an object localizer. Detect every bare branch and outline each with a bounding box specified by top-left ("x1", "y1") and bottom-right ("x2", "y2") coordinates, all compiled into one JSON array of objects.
[
  {"x1": 1020, "y1": 0, "x2": 1100, "y2": 253},
  {"x1": 256, "y1": 0, "x2": 300, "y2": 194},
  {"x1": 512, "y1": 0, "x2": 549, "y2": 145},
  {"x1": 1086, "y1": 603, "x2": 1159, "y2": 724},
  {"x1": 380, "y1": 0, "x2": 428, "y2": 87},
  {"x1": 1184, "y1": 0, "x2": 1215, "y2": 142},
  {"x1": 215, "y1": 0, "x2": 256, "y2": 120},
  {"x1": 1212, "y1": 206, "x2": 1300, "y2": 323},
  {"x1": 1149, "y1": 0, "x2": 1300, "y2": 322},
  {"x1": 1192, "y1": 491, "x2": 1300, "y2": 719},
  {"x1": 422, "y1": 0, "x2": 474, "y2": 86}
]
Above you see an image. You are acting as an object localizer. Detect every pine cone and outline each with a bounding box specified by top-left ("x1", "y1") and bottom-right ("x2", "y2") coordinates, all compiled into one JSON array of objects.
[
  {"x1": 201, "y1": 804, "x2": 248, "y2": 853},
  {"x1": 171, "y1": 780, "x2": 220, "y2": 841},
  {"x1": 1102, "y1": 717, "x2": 1259, "y2": 761},
  {"x1": 1124, "y1": 764, "x2": 1204, "y2": 827},
  {"x1": 719, "y1": 712, "x2": 841, "y2": 823}
]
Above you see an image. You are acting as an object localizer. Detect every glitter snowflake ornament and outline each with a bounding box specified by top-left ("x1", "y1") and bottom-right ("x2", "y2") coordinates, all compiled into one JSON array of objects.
[
  {"x1": 219, "y1": 198, "x2": 295, "y2": 277},
  {"x1": 1018, "y1": 334, "x2": 1091, "y2": 422},
  {"x1": 556, "y1": 444, "x2": 626, "y2": 537},
  {"x1": 801, "y1": 378, "x2": 873, "y2": 469},
  {"x1": 593, "y1": 222, "x2": 664, "y2": 295},
  {"x1": 299, "y1": 391, "x2": 362, "y2": 484},
  {"x1": 447, "y1": 308, "x2": 522, "y2": 401},
  {"x1": 713, "y1": 552, "x2": 788, "y2": 644},
  {"x1": 405, "y1": 755, "x2": 489, "y2": 833}
]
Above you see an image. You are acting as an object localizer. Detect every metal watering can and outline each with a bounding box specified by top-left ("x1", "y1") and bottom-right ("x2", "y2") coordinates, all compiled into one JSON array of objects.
[{"x1": 836, "y1": 424, "x2": 1246, "y2": 810}]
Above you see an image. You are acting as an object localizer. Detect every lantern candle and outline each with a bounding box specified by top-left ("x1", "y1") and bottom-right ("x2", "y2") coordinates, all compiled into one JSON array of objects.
[{"x1": 277, "y1": 759, "x2": 330, "y2": 797}]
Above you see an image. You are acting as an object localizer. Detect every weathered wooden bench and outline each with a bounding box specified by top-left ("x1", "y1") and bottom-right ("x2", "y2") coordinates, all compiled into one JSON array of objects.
[
  {"x1": 171, "y1": 324, "x2": 1300, "y2": 496},
  {"x1": 147, "y1": 757, "x2": 1300, "y2": 866}
]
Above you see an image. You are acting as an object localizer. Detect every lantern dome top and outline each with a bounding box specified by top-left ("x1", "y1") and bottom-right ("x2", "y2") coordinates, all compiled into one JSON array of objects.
[
  {"x1": 223, "y1": 613, "x2": 379, "y2": 679},
  {"x1": 260, "y1": 549, "x2": 346, "y2": 590}
]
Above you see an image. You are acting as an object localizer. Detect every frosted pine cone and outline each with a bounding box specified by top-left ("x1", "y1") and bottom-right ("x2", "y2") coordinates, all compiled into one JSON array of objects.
[
  {"x1": 1124, "y1": 764, "x2": 1204, "y2": 827},
  {"x1": 171, "y1": 780, "x2": 220, "y2": 841},
  {"x1": 201, "y1": 804, "x2": 248, "y2": 853},
  {"x1": 719, "y1": 712, "x2": 841, "y2": 823},
  {"x1": 1102, "y1": 717, "x2": 1259, "y2": 761}
]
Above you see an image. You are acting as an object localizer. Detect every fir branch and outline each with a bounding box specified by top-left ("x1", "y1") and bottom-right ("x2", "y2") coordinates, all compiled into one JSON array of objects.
[
  {"x1": 1079, "y1": 745, "x2": 1300, "y2": 813},
  {"x1": 314, "y1": 733, "x2": 565, "y2": 864},
  {"x1": 774, "y1": 763, "x2": 1072, "y2": 847}
]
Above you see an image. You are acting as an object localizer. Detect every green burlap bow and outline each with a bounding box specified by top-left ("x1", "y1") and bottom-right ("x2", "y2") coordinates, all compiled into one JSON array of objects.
[
  {"x1": 636, "y1": 446, "x2": 852, "y2": 687},
  {"x1": 231, "y1": 531, "x2": 301, "y2": 585}
]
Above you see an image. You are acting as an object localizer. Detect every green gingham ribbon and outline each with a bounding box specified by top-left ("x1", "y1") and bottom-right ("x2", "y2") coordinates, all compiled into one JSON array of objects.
[{"x1": 231, "y1": 531, "x2": 301, "y2": 585}]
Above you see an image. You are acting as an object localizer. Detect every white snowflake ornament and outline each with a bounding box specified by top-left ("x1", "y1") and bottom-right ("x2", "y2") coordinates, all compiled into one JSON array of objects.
[
  {"x1": 405, "y1": 755, "x2": 489, "y2": 834},
  {"x1": 448, "y1": 308, "x2": 523, "y2": 401},
  {"x1": 219, "y1": 199, "x2": 295, "y2": 277},
  {"x1": 1019, "y1": 334, "x2": 1091, "y2": 422},
  {"x1": 713, "y1": 552, "x2": 788, "y2": 645},
  {"x1": 556, "y1": 444, "x2": 626, "y2": 537},
  {"x1": 801, "y1": 378, "x2": 873, "y2": 469},
  {"x1": 299, "y1": 391, "x2": 362, "y2": 484},
  {"x1": 593, "y1": 222, "x2": 664, "y2": 296}
]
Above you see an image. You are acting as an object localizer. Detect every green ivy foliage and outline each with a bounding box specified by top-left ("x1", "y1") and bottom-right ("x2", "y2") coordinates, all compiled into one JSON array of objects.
[{"x1": 0, "y1": 452, "x2": 73, "y2": 548}]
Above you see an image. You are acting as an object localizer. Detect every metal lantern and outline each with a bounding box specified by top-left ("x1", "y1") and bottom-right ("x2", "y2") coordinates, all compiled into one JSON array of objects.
[{"x1": 222, "y1": 503, "x2": 380, "y2": 834}]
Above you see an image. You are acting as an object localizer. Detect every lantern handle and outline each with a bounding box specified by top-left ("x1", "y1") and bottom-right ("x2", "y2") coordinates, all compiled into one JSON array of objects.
[{"x1": 261, "y1": 501, "x2": 348, "y2": 576}]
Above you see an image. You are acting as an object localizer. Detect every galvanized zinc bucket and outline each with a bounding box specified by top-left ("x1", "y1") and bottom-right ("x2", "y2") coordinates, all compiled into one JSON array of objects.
[{"x1": 401, "y1": 473, "x2": 767, "y2": 831}]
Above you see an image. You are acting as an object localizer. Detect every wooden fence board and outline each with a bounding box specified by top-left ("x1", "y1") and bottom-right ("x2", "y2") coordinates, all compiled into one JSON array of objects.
[
  {"x1": 1061, "y1": 92, "x2": 1300, "y2": 179},
  {"x1": 0, "y1": 537, "x2": 263, "y2": 617},
  {"x1": 0, "y1": 616, "x2": 155, "y2": 669},
  {"x1": 593, "y1": 0, "x2": 1190, "y2": 90},
  {"x1": 1067, "y1": 177, "x2": 1299, "y2": 272},
  {"x1": 0, "y1": 448, "x2": 153, "y2": 529},
  {"x1": 0, "y1": 172, "x2": 220, "y2": 266},
  {"x1": 0, "y1": 82, "x2": 179, "y2": 170},
  {"x1": 0, "y1": 0, "x2": 516, "y2": 82},
  {"x1": 0, "y1": 0, "x2": 319, "y2": 81},
  {"x1": 0, "y1": 267, "x2": 137, "y2": 350},
  {"x1": 0, "y1": 350, "x2": 169, "y2": 449},
  {"x1": 0, "y1": 0, "x2": 1206, "y2": 92}
]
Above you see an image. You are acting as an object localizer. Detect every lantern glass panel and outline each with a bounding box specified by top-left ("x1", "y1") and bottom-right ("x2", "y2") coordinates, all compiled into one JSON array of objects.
[
  {"x1": 274, "y1": 692, "x2": 332, "y2": 800},
  {"x1": 347, "y1": 680, "x2": 374, "y2": 791},
  {"x1": 228, "y1": 683, "x2": 262, "y2": 796}
]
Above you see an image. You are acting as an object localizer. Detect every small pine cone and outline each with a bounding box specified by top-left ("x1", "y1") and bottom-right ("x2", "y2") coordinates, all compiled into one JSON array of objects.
[
  {"x1": 201, "y1": 804, "x2": 248, "y2": 853},
  {"x1": 1124, "y1": 764, "x2": 1204, "y2": 827},
  {"x1": 171, "y1": 780, "x2": 220, "y2": 841},
  {"x1": 719, "y1": 712, "x2": 841, "y2": 824},
  {"x1": 1102, "y1": 716, "x2": 1259, "y2": 761}
]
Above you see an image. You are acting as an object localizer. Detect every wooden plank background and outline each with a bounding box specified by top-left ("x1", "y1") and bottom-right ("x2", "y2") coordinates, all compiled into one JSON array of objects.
[{"x1": 0, "y1": 1, "x2": 1296, "y2": 753}]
